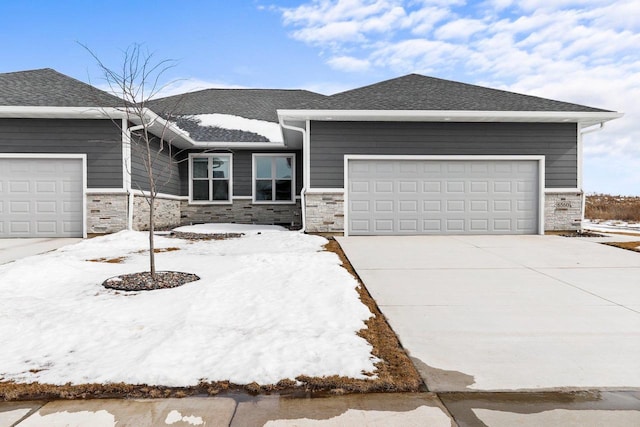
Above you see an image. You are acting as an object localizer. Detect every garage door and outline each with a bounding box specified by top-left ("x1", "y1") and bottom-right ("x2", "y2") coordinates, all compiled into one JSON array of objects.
[
  {"x1": 347, "y1": 159, "x2": 539, "y2": 235},
  {"x1": 0, "y1": 158, "x2": 83, "y2": 237}
]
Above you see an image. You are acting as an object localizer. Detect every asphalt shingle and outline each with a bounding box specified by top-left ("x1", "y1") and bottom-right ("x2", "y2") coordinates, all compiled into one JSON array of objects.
[
  {"x1": 148, "y1": 89, "x2": 327, "y2": 123},
  {"x1": 297, "y1": 74, "x2": 611, "y2": 112},
  {"x1": 0, "y1": 68, "x2": 123, "y2": 107}
]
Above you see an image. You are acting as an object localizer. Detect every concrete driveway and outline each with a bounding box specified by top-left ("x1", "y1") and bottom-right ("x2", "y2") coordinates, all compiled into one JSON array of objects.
[
  {"x1": 0, "y1": 238, "x2": 81, "y2": 265},
  {"x1": 336, "y1": 234, "x2": 640, "y2": 392}
]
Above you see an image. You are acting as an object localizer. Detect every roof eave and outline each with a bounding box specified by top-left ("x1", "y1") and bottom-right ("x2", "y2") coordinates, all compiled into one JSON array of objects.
[
  {"x1": 277, "y1": 109, "x2": 623, "y2": 126},
  {"x1": 0, "y1": 106, "x2": 125, "y2": 119},
  {"x1": 0, "y1": 106, "x2": 196, "y2": 148},
  {"x1": 188, "y1": 141, "x2": 287, "y2": 150}
]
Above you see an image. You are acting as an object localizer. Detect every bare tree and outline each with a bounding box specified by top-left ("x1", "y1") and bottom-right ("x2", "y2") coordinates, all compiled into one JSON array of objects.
[{"x1": 84, "y1": 43, "x2": 183, "y2": 279}]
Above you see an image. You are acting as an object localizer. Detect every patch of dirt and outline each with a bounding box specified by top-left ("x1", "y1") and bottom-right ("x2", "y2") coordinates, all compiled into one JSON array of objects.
[
  {"x1": 602, "y1": 241, "x2": 640, "y2": 253},
  {"x1": 102, "y1": 271, "x2": 200, "y2": 291},
  {"x1": 317, "y1": 239, "x2": 424, "y2": 393},
  {"x1": 170, "y1": 231, "x2": 245, "y2": 241},
  {"x1": 134, "y1": 247, "x2": 181, "y2": 254},
  {"x1": 0, "y1": 237, "x2": 422, "y2": 400},
  {"x1": 546, "y1": 230, "x2": 605, "y2": 238},
  {"x1": 87, "y1": 256, "x2": 126, "y2": 264}
]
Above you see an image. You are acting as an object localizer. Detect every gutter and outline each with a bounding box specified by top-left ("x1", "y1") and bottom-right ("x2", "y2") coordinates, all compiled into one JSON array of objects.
[
  {"x1": 578, "y1": 122, "x2": 607, "y2": 222},
  {"x1": 279, "y1": 117, "x2": 308, "y2": 233},
  {"x1": 124, "y1": 123, "x2": 146, "y2": 231}
]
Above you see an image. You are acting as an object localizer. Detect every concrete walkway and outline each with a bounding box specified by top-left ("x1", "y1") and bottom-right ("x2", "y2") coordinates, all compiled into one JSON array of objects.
[
  {"x1": 337, "y1": 234, "x2": 640, "y2": 392},
  {"x1": 2, "y1": 391, "x2": 640, "y2": 426},
  {"x1": 0, "y1": 238, "x2": 81, "y2": 265}
]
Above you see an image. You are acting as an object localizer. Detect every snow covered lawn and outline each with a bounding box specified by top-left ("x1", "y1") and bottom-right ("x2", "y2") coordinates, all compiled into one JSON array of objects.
[{"x1": 0, "y1": 227, "x2": 377, "y2": 387}]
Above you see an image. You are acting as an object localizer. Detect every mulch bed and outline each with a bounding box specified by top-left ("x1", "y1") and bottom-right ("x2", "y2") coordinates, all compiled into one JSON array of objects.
[
  {"x1": 102, "y1": 271, "x2": 200, "y2": 291},
  {"x1": 0, "y1": 234, "x2": 423, "y2": 401},
  {"x1": 169, "y1": 231, "x2": 245, "y2": 240},
  {"x1": 546, "y1": 230, "x2": 605, "y2": 238}
]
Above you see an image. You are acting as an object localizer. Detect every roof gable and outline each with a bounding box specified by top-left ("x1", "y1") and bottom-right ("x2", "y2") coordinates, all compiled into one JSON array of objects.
[
  {"x1": 0, "y1": 68, "x2": 123, "y2": 107},
  {"x1": 299, "y1": 74, "x2": 611, "y2": 113}
]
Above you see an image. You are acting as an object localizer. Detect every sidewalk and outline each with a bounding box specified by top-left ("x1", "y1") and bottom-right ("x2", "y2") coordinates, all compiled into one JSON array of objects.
[{"x1": 2, "y1": 390, "x2": 639, "y2": 426}]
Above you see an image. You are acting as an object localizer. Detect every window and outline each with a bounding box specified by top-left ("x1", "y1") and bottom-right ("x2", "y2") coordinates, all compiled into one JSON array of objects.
[
  {"x1": 253, "y1": 154, "x2": 295, "y2": 203},
  {"x1": 189, "y1": 154, "x2": 232, "y2": 203}
]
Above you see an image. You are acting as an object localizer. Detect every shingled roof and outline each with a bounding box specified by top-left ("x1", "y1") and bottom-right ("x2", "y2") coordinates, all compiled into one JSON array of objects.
[
  {"x1": 148, "y1": 88, "x2": 326, "y2": 142},
  {"x1": 148, "y1": 88, "x2": 327, "y2": 123},
  {"x1": 0, "y1": 68, "x2": 123, "y2": 107},
  {"x1": 298, "y1": 74, "x2": 611, "y2": 113}
]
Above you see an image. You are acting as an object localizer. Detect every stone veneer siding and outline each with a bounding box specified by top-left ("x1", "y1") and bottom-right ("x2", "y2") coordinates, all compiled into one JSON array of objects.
[
  {"x1": 180, "y1": 199, "x2": 302, "y2": 229},
  {"x1": 86, "y1": 192, "x2": 128, "y2": 234},
  {"x1": 133, "y1": 195, "x2": 182, "y2": 231},
  {"x1": 305, "y1": 191, "x2": 583, "y2": 233},
  {"x1": 544, "y1": 192, "x2": 583, "y2": 231},
  {"x1": 304, "y1": 192, "x2": 344, "y2": 233}
]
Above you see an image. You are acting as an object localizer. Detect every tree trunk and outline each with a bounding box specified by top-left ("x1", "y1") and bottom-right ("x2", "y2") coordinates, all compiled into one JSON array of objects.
[{"x1": 149, "y1": 195, "x2": 156, "y2": 279}]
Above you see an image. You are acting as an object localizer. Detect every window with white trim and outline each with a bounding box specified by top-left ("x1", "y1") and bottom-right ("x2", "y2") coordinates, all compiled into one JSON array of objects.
[
  {"x1": 189, "y1": 154, "x2": 232, "y2": 203},
  {"x1": 253, "y1": 154, "x2": 295, "y2": 203}
]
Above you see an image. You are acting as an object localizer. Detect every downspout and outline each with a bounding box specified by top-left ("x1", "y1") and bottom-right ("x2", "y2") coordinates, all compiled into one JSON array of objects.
[
  {"x1": 125, "y1": 123, "x2": 146, "y2": 231},
  {"x1": 279, "y1": 117, "x2": 308, "y2": 232},
  {"x1": 578, "y1": 122, "x2": 606, "y2": 222}
]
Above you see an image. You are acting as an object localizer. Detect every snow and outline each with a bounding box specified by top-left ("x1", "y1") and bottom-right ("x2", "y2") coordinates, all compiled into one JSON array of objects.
[
  {"x1": 0, "y1": 228, "x2": 377, "y2": 387},
  {"x1": 191, "y1": 113, "x2": 283, "y2": 142},
  {"x1": 173, "y1": 223, "x2": 287, "y2": 234},
  {"x1": 582, "y1": 219, "x2": 640, "y2": 233}
]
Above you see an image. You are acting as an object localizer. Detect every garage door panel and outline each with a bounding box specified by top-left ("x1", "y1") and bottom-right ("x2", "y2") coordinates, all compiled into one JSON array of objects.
[
  {"x1": 36, "y1": 201, "x2": 57, "y2": 213},
  {"x1": 0, "y1": 158, "x2": 83, "y2": 237},
  {"x1": 375, "y1": 200, "x2": 393, "y2": 212},
  {"x1": 446, "y1": 181, "x2": 465, "y2": 193},
  {"x1": 398, "y1": 181, "x2": 417, "y2": 192},
  {"x1": 470, "y1": 200, "x2": 489, "y2": 212},
  {"x1": 470, "y1": 181, "x2": 488, "y2": 193},
  {"x1": 470, "y1": 219, "x2": 489, "y2": 231},
  {"x1": 423, "y1": 181, "x2": 441, "y2": 192},
  {"x1": 9, "y1": 181, "x2": 30, "y2": 192},
  {"x1": 351, "y1": 180, "x2": 369, "y2": 193},
  {"x1": 447, "y1": 200, "x2": 465, "y2": 212},
  {"x1": 399, "y1": 200, "x2": 418, "y2": 213},
  {"x1": 348, "y1": 159, "x2": 539, "y2": 235},
  {"x1": 375, "y1": 181, "x2": 393, "y2": 192},
  {"x1": 374, "y1": 219, "x2": 393, "y2": 232},
  {"x1": 423, "y1": 200, "x2": 442, "y2": 212}
]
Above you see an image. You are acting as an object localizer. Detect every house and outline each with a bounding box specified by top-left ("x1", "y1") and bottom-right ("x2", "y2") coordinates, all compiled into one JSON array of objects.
[{"x1": 0, "y1": 68, "x2": 621, "y2": 238}]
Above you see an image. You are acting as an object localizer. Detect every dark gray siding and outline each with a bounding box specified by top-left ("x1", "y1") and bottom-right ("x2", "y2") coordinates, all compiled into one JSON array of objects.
[
  {"x1": 310, "y1": 121, "x2": 577, "y2": 188},
  {"x1": 130, "y1": 135, "x2": 181, "y2": 196},
  {"x1": 0, "y1": 118, "x2": 123, "y2": 188},
  {"x1": 179, "y1": 149, "x2": 303, "y2": 198}
]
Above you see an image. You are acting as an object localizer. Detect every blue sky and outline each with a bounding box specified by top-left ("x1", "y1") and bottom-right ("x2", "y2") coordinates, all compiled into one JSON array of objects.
[{"x1": 1, "y1": 0, "x2": 638, "y2": 195}]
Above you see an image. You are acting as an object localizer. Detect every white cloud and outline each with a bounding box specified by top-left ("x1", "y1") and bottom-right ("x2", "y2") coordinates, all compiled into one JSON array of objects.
[
  {"x1": 327, "y1": 55, "x2": 371, "y2": 71},
  {"x1": 277, "y1": 0, "x2": 640, "y2": 194},
  {"x1": 434, "y1": 18, "x2": 487, "y2": 40}
]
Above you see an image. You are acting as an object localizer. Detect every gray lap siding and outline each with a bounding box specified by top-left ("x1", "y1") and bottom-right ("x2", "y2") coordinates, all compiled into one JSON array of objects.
[
  {"x1": 130, "y1": 135, "x2": 181, "y2": 196},
  {"x1": 0, "y1": 118, "x2": 123, "y2": 188},
  {"x1": 309, "y1": 121, "x2": 578, "y2": 189}
]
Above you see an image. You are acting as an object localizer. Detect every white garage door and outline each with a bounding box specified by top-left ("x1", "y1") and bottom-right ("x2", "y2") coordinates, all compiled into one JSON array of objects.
[
  {"x1": 0, "y1": 158, "x2": 83, "y2": 237},
  {"x1": 347, "y1": 158, "x2": 540, "y2": 235}
]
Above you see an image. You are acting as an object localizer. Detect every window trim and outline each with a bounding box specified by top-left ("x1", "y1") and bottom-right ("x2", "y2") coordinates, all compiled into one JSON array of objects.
[
  {"x1": 252, "y1": 153, "x2": 296, "y2": 204},
  {"x1": 188, "y1": 153, "x2": 233, "y2": 204}
]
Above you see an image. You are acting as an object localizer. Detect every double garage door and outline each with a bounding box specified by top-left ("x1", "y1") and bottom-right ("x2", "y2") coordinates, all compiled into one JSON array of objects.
[
  {"x1": 0, "y1": 158, "x2": 84, "y2": 238},
  {"x1": 347, "y1": 158, "x2": 541, "y2": 235}
]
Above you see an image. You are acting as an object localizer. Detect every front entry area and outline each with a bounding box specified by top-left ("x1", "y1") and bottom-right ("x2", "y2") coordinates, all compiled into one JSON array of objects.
[{"x1": 346, "y1": 157, "x2": 542, "y2": 235}]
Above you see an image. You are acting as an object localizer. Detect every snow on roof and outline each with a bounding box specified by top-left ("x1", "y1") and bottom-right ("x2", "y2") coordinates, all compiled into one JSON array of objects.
[{"x1": 184, "y1": 113, "x2": 283, "y2": 142}]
